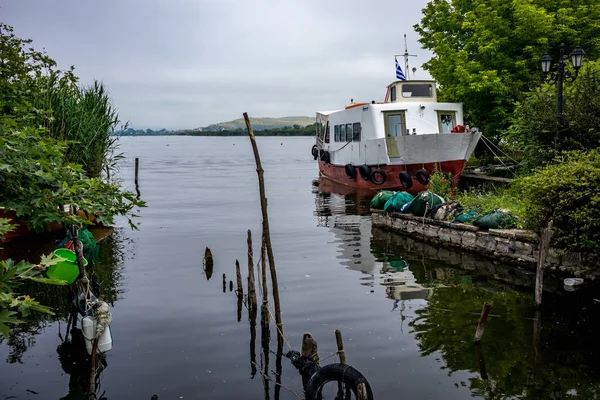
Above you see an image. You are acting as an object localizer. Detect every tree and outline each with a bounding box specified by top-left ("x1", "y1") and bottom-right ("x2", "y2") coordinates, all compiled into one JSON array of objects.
[{"x1": 414, "y1": 0, "x2": 600, "y2": 141}]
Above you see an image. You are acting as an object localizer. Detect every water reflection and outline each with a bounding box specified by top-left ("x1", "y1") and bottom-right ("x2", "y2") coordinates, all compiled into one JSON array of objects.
[
  {"x1": 0, "y1": 228, "x2": 129, "y2": 398},
  {"x1": 314, "y1": 178, "x2": 600, "y2": 399}
]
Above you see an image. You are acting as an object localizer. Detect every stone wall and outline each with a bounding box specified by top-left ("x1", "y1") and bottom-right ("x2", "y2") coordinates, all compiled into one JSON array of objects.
[{"x1": 372, "y1": 212, "x2": 583, "y2": 274}]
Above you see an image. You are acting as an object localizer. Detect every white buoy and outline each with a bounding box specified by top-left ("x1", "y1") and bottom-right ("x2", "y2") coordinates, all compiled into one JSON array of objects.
[
  {"x1": 82, "y1": 316, "x2": 95, "y2": 355},
  {"x1": 97, "y1": 325, "x2": 113, "y2": 353}
]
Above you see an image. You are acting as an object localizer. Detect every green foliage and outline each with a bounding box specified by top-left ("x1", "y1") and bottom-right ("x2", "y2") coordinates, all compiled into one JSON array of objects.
[
  {"x1": 415, "y1": 0, "x2": 600, "y2": 140},
  {"x1": 454, "y1": 185, "x2": 527, "y2": 224},
  {"x1": 0, "y1": 23, "x2": 122, "y2": 178},
  {"x1": 514, "y1": 150, "x2": 600, "y2": 266},
  {"x1": 0, "y1": 218, "x2": 15, "y2": 239},
  {"x1": 508, "y1": 60, "x2": 600, "y2": 167},
  {"x1": 0, "y1": 127, "x2": 144, "y2": 232},
  {"x1": 0, "y1": 256, "x2": 67, "y2": 338},
  {"x1": 428, "y1": 169, "x2": 453, "y2": 199}
]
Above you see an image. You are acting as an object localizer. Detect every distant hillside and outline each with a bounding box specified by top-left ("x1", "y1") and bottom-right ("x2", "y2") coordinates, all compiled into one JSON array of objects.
[{"x1": 201, "y1": 116, "x2": 314, "y2": 132}]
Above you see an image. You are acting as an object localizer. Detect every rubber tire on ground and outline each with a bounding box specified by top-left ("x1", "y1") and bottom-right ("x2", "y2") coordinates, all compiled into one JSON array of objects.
[
  {"x1": 345, "y1": 164, "x2": 357, "y2": 180},
  {"x1": 358, "y1": 165, "x2": 370, "y2": 181},
  {"x1": 370, "y1": 169, "x2": 386, "y2": 185},
  {"x1": 399, "y1": 171, "x2": 413, "y2": 189},
  {"x1": 415, "y1": 169, "x2": 430, "y2": 185},
  {"x1": 305, "y1": 363, "x2": 374, "y2": 400},
  {"x1": 312, "y1": 145, "x2": 318, "y2": 160}
]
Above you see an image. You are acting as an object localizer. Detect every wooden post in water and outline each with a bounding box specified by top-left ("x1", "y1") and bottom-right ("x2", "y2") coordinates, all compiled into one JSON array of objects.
[
  {"x1": 301, "y1": 333, "x2": 319, "y2": 364},
  {"x1": 222, "y1": 273, "x2": 226, "y2": 293},
  {"x1": 236, "y1": 259, "x2": 243, "y2": 295},
  {"x1": 260, "y1": 233, "x2": 268, "y2": 304},
  {"x1": 535, "y1": 221, "x2": 553, "y2": 308},
  {"x1": 473, "y1": 302, "x2": 491, "y2": 343},
  {"x1": 244, "y1": 112, "x2": 283, "y2": 334},
  {"x1": 134, "y1": 157, "x2": 141, "y2": 198},
  {"x1": 247, "y1": 229, "x2": 257, "y2": 315},
  {"x1": 151, "y1": 395, "x2": 158, "y2": 400},
  {"x1": 229, "y1": 280, "x2": 233, "y2": 292},
  {"x1": 204, "y1": 247, "x2": 214, "y2": 281},
  {"x1": 335, "y1": 329, "x2": 347, "y2": 364}
]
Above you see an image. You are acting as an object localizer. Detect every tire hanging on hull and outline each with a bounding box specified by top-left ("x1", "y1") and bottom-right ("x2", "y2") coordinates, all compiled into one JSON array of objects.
[
  {"x1": 345, "y1": 164, "x2": 357, "y2": 179},
  {"x1": 358, "y1": 165, "x2": 370, "y2": 181},
  {"x1": 370, "y1": 169, "x2": 386, "y2": 185},
  {"x1": 399, "y1": 171, "x2": 413, "y2": 189},
  {"x1": 415, "y1": 169, "x2": 430, "y2": 185}
]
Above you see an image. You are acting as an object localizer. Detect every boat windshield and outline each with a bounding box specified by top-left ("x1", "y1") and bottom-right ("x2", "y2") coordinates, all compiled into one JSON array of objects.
[{"x1": 401, "y1": 83, "x2": 433, "y2": 98}]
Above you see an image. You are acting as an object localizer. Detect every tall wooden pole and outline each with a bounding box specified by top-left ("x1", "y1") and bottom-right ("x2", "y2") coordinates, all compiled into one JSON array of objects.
[{"x1": 244, "y1": 112, "x2": 283, "y2": 333}]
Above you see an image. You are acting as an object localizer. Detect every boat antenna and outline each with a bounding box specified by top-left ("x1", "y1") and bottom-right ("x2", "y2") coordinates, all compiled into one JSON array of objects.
[{"x1": 402, "y1": 34, "x2": 418, "y2": 80}]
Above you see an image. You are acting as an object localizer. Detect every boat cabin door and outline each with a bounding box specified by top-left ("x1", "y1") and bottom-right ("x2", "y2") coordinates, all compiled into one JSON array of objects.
[{"x1": 383, "y1": 111, "x2": 406, "y2": 158}]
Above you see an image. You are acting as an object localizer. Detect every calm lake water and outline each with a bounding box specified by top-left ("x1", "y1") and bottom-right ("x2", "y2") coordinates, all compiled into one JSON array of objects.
[{"x1": 1, "y1": 136, "x2": 600, "y2": 399}]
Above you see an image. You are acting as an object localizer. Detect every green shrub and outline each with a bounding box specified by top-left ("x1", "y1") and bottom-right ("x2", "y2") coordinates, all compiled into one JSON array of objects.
[
  {"x1": 428, "y1": 169, "x2": 453, "y2": 200},
  {"x1": 454, "y1": 184, "x2": 526, "y2": 225},
  {"x1": 514, "y1": 150, "x2": 600, "y2": 266}
]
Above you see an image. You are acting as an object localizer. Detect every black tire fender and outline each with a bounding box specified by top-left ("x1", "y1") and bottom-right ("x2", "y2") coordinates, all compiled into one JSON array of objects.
[
  {"x1": 415, "y1": 169, "x2": 430, "y2": 185},
  {"x1": 399, "y1": 171, "x2": 413, "y2": 189},
  {"x1": 370, "y1": 169, "x2": 386, "y2": 185},
  {"x1": 305, "y1": 363, "x2": 374, "y2": 400},
  {"x1": 358, "y1": 165, "x2": 370, "y2": 181},
  {"x1": 345, "y1": 164, "x2": 357, "y2": 179},
  {"x1": 312, "y1": 145, "x2": 318, "y2": 160}
]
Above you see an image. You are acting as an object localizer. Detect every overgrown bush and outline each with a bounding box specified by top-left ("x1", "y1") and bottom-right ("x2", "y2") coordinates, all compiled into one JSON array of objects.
[
  {"x1": 514, "y1": 150, "x2": 600, "y2": 267},
  {"x1": 0, "y1": 127, "x2": 144, "y2": 231}
]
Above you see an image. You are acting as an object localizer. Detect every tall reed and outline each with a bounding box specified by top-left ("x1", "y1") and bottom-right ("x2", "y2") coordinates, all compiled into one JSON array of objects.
[{"x1": 38, "y1": 74, "x2": 123, "y2": 178}]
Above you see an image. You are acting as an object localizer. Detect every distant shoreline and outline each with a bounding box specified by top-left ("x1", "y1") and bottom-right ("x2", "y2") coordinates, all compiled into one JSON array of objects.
[{"x1": 116, "y1": 132, "x2": 314, "y2": 137}]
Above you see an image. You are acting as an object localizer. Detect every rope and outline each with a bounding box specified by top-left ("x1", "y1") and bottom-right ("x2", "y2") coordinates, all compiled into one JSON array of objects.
[{"x1": 481, "y1": 134, "x2": 520, "y2": 165}]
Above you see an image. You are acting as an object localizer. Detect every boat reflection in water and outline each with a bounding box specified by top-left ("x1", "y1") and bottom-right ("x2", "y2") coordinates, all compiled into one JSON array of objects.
[
  {"x1": 313, "y1": 177, "x2": 430, "y2": 302},
  {"x1": 314, "y1": 178, "x2": 600, "y2": 399}
]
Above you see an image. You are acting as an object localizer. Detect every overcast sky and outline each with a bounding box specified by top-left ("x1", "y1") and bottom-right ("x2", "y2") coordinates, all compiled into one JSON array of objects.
[{"x1": 2, "y1": 0, "x2": 433, "y2": 129}]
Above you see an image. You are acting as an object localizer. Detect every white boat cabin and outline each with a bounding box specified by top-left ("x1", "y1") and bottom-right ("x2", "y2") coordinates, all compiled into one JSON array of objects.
[{"x1": 315, "y1": 80, "x2": 469, "y2": 166}]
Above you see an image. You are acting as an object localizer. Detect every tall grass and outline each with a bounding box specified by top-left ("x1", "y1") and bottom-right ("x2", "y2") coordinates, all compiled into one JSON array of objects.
[
  {"x1": 38, "y1": 75, "x2": 123, "y2": 178},
  {"x1": 454, "y1": 184, "x2": 527, "y2": 221}
]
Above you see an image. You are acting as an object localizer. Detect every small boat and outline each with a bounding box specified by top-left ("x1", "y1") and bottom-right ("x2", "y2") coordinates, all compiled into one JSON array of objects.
[{"x1": 312, "y1": 78, "x2": 482, "y2": 194}]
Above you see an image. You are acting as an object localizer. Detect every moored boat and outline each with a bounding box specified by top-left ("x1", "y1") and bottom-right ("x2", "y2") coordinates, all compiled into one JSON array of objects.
[{"x1": 312, "y1": 79, "x2": 482, "y2": 194}]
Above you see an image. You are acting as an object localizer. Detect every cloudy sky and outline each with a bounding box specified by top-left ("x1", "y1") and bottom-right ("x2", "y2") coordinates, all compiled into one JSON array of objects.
[{"x1": 2, "y1": 0, "x2": 433, "y2": 129}]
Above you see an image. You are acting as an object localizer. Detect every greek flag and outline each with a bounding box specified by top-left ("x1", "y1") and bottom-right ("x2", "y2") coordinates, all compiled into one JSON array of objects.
[{"x1": 395, "y1": 57, "x2": 406, "y2": 81}]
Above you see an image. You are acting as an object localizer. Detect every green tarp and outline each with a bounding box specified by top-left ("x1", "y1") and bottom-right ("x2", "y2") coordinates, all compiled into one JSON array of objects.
[
  {"x1": 370, "y1": 190, "x2": 396, "y2": 209},
  {"x1": 411, "y1": 191, "x2": 445, "y2": 217},
  {"x1": 383, "y1": 192, "x2": 415, "y2": 213}
]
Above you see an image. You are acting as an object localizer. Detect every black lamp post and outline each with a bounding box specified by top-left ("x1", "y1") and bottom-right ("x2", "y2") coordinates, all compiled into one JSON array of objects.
[{"x1": 540, "y1": 44, "x2": 585, "y2": 149}]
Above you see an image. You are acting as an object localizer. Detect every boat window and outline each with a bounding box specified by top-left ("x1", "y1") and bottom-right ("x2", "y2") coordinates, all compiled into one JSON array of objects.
[
  {"x1": 346, "y1": 124, "x2": 353, "y2": 142},
  {"x1": 325, "y1": 123, "x2": 330, "y2": 143},
  {"x1": 353, "y1": 123, "x2": 361, "y2": 142},
  {"x1": 390, "y1": 86, "x2": 397, "y2": 102},
  {"x1": 340, "y1": 124, "x2": 346, "y2": 142},
  {"x1": 401, "y1": 83, "x2": 433, "y2": 98},
  {"x1": 437, "y1": 111, "x2": 456, "y2": 134},
  {"x1": 334, "y1": 125, "x2": 340, "y2": 142},
  {"x1": 384, "y1": 112, "x2": 406, "y2": 137}
]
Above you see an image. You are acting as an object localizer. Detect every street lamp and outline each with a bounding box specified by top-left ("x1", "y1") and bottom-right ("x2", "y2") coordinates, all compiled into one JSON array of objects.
[{"x1": 540, "y1": 44, "x2": 585, "y2": 148}]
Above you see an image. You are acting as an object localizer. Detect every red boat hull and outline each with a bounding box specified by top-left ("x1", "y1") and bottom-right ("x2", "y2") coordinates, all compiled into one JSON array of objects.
[{"x1": 318, "y1": 159, "x2": 467, "y2": 194}]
